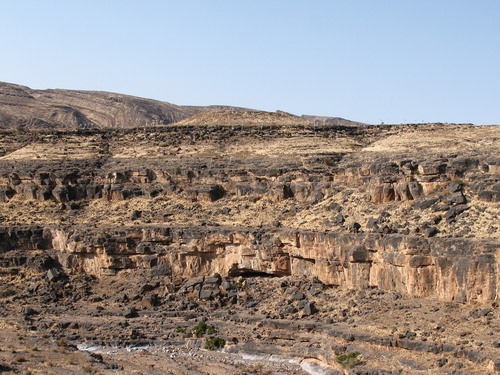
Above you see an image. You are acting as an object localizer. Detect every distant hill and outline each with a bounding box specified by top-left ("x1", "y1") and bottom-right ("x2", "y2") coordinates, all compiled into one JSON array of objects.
[
  {"x1": 0, "y1": 82, "x2": 200, "y2": 129},
  {"x1": 173, "y1": 109, "x2": 311, "y2": 126},
  {"x1": 0, "y1": 81, "x2": 364, "y2": 129},
  {"x1": 300, "y1": 115, "x2": 367, "y2": 127}
]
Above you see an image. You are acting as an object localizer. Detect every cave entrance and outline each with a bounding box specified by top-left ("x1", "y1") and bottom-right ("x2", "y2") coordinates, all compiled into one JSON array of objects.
[{"x1": 228, "y1": 268, "x2": 278, "y2": 278}]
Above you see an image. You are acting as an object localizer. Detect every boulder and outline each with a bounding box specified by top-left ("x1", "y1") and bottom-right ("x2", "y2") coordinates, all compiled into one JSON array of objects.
[
  {"x1": 47, "y1": 268, "x2": 61, "y2": 282},
  {"x1": 187, "y1": 184, "x2": 225, "y2": 202},
  {"x1": 291, "y1": 291, "x2": 305, "y2": 300},
  {"x1": 52, "y1": 185, "x2": 69, "y2": 202},
  {"x1": 446, "y1": 192, "x2": 467, "y2": 205},
  {"x1": 302, "y1": 301, "x2": 317, "y2": 316},
  {"x1": 408, "y1": 181, "x2": 423, "y2": 199},
  {"x1": 444, "y1": 205, "x2": 469, "y2": 222},
  {"x1": 123, "y1": 306, "x2": 138, "y2": 318}
]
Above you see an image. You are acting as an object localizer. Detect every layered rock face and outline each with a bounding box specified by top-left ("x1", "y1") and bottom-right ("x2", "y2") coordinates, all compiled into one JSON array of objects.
[
  {"x1": 0, "y1": 123, "x2": 498, "y2": 304},
  {"x1": 0, "y1": 126, "x2": 497, "y2": 205},
  {"x1": 1, "y1": 225, "x2": 498, "y2": 304}
]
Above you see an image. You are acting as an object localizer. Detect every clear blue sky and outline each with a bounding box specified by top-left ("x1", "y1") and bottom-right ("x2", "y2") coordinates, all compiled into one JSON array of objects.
[{"x1": 1, "y1": 1, "x2": 499, "y2": 124}]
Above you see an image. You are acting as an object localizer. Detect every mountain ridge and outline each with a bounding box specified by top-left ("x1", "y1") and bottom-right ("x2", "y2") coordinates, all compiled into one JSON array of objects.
[{"x1": 0, "y1": 81, "x2": 365, "y2": 129}]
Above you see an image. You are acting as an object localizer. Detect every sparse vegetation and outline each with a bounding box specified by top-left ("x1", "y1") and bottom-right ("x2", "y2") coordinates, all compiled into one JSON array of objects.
[
  {"x1": 204, "y1": 336, "x2": 225, "y2": 350},
  {"x1": 242, "y1": 362, "x2": 272, "y2": 374},
  {"x1": 253, "y1": 363, "x2": 264, "y2": 371},
  {"x1": 236, "y1": 277, "x2": 247, "y2": 290},
  {"x1": 336, "y1": 351, "x2": 361, "y2": 369},
  {"x1": 193, "y1": 321, "x2": 215, "y2": 338},
  {"x1": 193, "y1": 321, "x2": 225, "y2": 350}
]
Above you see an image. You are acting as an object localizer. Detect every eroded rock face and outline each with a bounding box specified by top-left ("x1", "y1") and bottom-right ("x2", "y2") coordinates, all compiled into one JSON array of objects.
[
  {"x1": 0, "y1": 124, "x2": 498, "y2": 306},
  {"x1": 1, "y1": 225, "x2": 497, "y2": 304},
  {"x1": 0, "y1": 133, "x2": 498, "y2": 206}
]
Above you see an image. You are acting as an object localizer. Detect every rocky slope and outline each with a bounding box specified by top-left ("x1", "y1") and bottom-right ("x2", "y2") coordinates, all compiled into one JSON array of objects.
[
  {"x1": 0, "y1": 82, "x2": 200, "y2": 129},
  {"x1": 173, "y1": 109, "x2": 311, "y2": 126},
  {"x1": 0, "y1": 117, "x2": 498, "y2": 373},
  {"x1": 0, "y1": 81, "x2": 365, "y2": 130}
]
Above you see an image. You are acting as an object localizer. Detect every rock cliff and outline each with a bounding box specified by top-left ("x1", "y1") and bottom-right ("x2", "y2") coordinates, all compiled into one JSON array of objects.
[{"x1": 0, "y1": 123, "x2": 498, "y2": 304}]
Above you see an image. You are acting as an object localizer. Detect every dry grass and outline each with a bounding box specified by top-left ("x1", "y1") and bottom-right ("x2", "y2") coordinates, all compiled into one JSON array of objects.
[
  {"x1": 173, "y1": 109, "x2": 311, "y2": 126},
  {"x1": 0, "y1": 135, "x2": 102, "y2": 160},
  {"x1": 362, "y1": 125, "x2": 500, "y2": 155}
]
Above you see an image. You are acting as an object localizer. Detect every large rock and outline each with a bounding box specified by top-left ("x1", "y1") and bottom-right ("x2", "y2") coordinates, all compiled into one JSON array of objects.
[{"x1": 187, "y1": 185, "x2": 225, "y2": 202}]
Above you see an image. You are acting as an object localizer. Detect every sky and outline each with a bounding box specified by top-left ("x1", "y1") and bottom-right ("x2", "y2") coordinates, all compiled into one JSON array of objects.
[{"x1": 1, "y1": 1, "x2": 499, "y2": 125}]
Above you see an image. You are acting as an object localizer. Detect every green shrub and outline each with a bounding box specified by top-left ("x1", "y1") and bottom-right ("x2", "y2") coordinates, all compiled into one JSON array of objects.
[
  {"x1": 193, "y1": 321, "x2": 215, "y2": 338},
  {"x1": 158, "y1": 142, "x2": 168, "y2": 147},
  {"x1": 336, "y1": 351, "x2": 361, "y2": 369},
  {"x1": 204, "y1": 336, "x2": 225, "y2": 350}
]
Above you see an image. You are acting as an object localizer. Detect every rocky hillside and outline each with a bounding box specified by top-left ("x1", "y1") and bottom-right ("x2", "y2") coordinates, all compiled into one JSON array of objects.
[
  {"x1": 173, "y1": 109, "x2": 311, "y2": 126},
  {"x1": 0, "y1": 81, "x2": 206, "y2": 129},
  {"x1": 1, "y1": 123, "x2": 498, "y2": 302},
  {"x1": 0, "y1": 88, "x2": 498, "y2": 374},
  {"x1": 300, "y1": 114, "x2": 367, "y2": 127},
  {"x1": 0, "y1": 82, "x2": 367, "y2": 129}
]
